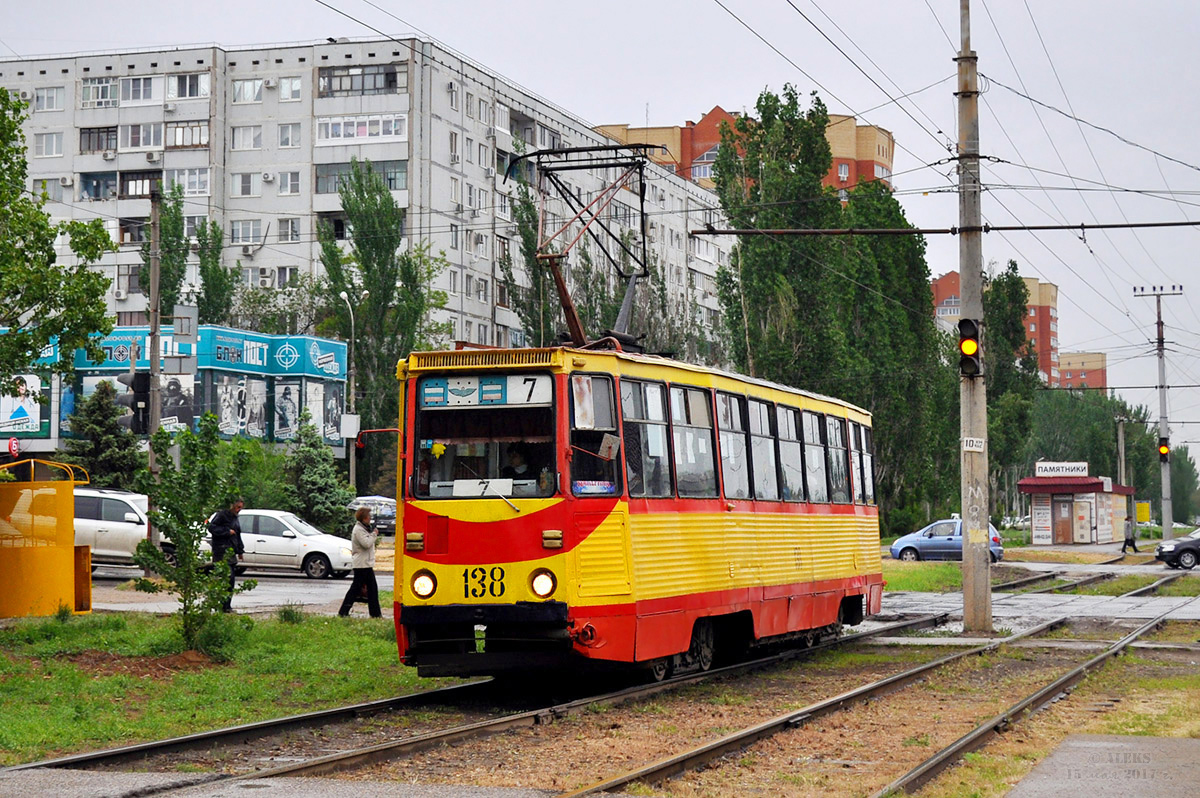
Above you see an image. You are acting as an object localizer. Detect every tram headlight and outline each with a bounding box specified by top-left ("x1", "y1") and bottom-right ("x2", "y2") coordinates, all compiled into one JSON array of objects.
[
  {"x1": 411, "y1": 570, "x2": 437, "y2": 599},
  {"x1": 530, "y1": 569, "x2": 557, "y2": 598}
]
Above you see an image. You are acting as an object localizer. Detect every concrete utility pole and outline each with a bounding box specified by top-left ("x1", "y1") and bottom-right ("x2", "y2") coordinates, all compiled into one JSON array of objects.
[
  {"x1": 957, "y1": 0, "x2": 991, "y2": 632},
  {"x1": 1135, "y1": 285, "x2": 1183, "y2": 540},
  {"x1": 148, "y1": 189, "x2": 162, "y2": 554}
]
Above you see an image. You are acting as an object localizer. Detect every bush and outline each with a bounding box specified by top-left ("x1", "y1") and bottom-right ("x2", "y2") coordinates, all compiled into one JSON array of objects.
[
  {"x1": 276, "y1": 602, "x2": 305, "y2": 625},
  {"x1": 195, "y1": 612, "x2": 254, "y2": 662},
  {"x1": 882, "y1": 504, "x2": 925, "y2": 538}
]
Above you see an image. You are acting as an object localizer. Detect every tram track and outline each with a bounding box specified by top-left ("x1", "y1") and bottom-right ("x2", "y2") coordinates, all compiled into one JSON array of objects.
[{"x1": 4, "y1": 614, "x2": 947, "y2": 796}]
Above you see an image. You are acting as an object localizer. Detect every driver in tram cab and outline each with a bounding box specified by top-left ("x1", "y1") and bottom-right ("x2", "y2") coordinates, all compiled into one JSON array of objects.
[{"x1": 501, "y1": 444, "x2": 531, "y2": 478}]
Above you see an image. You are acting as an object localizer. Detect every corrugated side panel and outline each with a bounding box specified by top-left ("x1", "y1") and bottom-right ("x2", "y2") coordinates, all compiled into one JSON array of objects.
[
  {"x1": 629, "y1": 511, "x2": 880, "y2": 602},
  {"x1": 408, "y1": 349, "x2": 562, "y2": 371},
  {"x1": 575, "y1": 511, "x2": 631, "y2": 597}
]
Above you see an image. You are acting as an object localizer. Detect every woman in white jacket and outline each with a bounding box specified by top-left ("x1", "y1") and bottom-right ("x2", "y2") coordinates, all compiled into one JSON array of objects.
[{"x1": 338, "y1": 507, "x2": 382, "y2": 618}]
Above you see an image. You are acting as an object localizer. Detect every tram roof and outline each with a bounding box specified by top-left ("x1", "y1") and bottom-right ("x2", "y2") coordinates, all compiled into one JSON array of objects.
[{"x1": 403, "y1": 345, "x2": 870, "y2": 420}]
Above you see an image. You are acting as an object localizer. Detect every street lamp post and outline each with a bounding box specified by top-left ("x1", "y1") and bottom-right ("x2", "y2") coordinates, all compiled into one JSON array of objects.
[{"x1": 339, "y1": 289, "x2": 368, "y2": 494}]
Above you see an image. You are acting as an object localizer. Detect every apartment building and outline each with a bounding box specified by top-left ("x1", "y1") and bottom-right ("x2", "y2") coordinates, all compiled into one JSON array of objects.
[
  {"x1": 1023, "y1": 277, "x2": 1060, "y2": 385},
  {"x1": 1, "y1": 37, "x2": 729, "y2": 349},
  {"x1": 1059, "y1": 352, "x2": 1107, "y2": 390},
  {"x1": 597, "y1": 106, "x2": 895, "y2": 199}
]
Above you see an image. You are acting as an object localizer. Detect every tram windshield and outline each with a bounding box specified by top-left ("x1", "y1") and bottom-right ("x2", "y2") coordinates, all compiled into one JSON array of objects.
[{"x1": 413, "y1": 373, "x2": 556, "y2": 499}]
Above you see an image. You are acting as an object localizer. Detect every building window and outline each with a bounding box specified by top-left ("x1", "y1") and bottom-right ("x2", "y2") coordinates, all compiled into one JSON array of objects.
[
  {"x1": 315, "y1": 160, "x2": 406, "y2": 193},
  {"x1": 230, "y1": 219, "x2": 262, "y2": 244},
  {"x1": 874, "y1": 164, "x2": 891, "y2": 180},
  {"x1": 478, "y1": 98, "x2": 491, "y2": 125},
  {"x1": 118, "y1": 217, "x2": 148, "y2": 245},
  {"x1": 1029, "y1": 307, "x2": 1036, "y2": 316},
  {"x1": 450, "y1": 224, "x2": 459, "y2": 250},
  {"x1": 167, "y1": 73, "x2": 210, "y2": 99},
  {"x1": 466, "y1": 137, "x2": 474, "y2": 163},
  {"x1": 166, "y1": 120, "x2": 208, "y2": 149},
  {"x1": 278, "y1": 123, "x2": 301, "y2": 148},
  {"x1": 279, "y1": 76, "x2": 302, "y2": 101},
  {"x1": 447, "y1": 81, "x2": 458, "y2": 109},
  {"x1": 33, "y1": 132, "x2": 63, "y2": 157},
  {"x1": 231, "y1": 125, "x2": 262, "y2": 150},
  {"x1": 449, "y1": 270, "x2": 459, "y2": 295},
  {"x1": 79, "y1": 126, "x2": 117, "y2": 153},
  {"x1": 477, "y1": 324, "x2": 488, "y2": 345},
  {"x1": 278, "y1": 171, "x2": 301, "y2": 195},
  {"x1": 119, "y1": 77, "x2": 157, "y2": 104},
  {"x1": 279, "y1": 217, "x2": 301, "y2": 242},
  {"x1": 165, "y1": 167, "x2": 210, "y2": 196},
  {"x1": 31, "y1": 177, "x2": 64, "y2": 202},
  {"x1": 81, "y1": 77, "x2": 118, "y2": 108},
  {"x1": 690, "y1": 164, "x2": 713, "y2": 180},
  {"x1": 495, "y1": 103, "x2": 510, "y2": 134},
  {"x1": 183, "y1": 215, "x2": 206, "y2": 239},
  {"x1": 80, "y1": 172, "x2": 117, "y2": 200},
  {"x1": 317, "y1": 63, "x2": 407, "y2": 97},
  {"x1": 838, "y1": 162, "x2": 850, "y2": 182},
  {"x1": 119, "y1": 123, "x2": 163, "y2": 150},
  {"x1": 496, "y1": 236, "x2": 510, "y2": 263},
  {"x1": 450, "y1": 177, "x2": 460, "y2": 205},
  {"x1": 119, "y1": 171, "x2": 161, "y2": 198},
  {"x1": 34, "y1": 87, "x2": 65, "y2": 111},
  {"x1": 449, "y1": 131, "x2": 458, "y2": 160},
  {"x1": 230, "y1": 173, "x2": 261, "y2": 197},
  {"x1": 497, "y1": 191, "x2": 509, "y2": 218},
  {"x1": 231, "y1": 79, "x2": 263, "y2": 103},
  {"x1": 1029, "y1": 322, "x2": 1036, "y2": 332},
  {"x1": 465, "y1": 92, "x2": 474, "y2": 118},
  {"x1": 315, "y1": 113, "x2": 407, "y2": 144}
]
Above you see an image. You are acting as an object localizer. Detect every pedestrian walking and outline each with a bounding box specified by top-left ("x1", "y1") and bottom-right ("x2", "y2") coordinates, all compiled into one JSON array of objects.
[
  {"x1": 338, "y1": 507, "x2": 382, "y2": 618},
  {"x1": 1121, "y1": 517, "x2": 1139, "y2": 554},
  {"x1": 208, "y1": 498, "x2": 245, "y2": 612}
]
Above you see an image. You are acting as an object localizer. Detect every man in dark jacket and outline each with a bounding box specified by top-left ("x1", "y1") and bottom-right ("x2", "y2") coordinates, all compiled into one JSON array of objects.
[{"x1": 209, "y1": 498, "x2": 245, "y2": 612}]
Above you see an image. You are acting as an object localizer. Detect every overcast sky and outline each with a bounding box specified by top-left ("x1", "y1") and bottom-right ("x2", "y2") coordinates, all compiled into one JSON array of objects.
[{"x1": 8, "y1": 1, "x2": 1200, "y2": 451}]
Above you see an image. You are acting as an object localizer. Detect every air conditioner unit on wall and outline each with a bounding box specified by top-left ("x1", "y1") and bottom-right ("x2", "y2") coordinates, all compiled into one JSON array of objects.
[
  {"x1": 164, "y1": 102, "x2": 177, "y2": 112},
  {"x1": 146, "y1": 151, "x2": 161, "y2": 163},
  {"x1": 58, "y1": 176, "x2": 74, "y2": 187},
  {"x1": 261, "y1": 172, "x2": 275, "y2": 182},
  {"x1": 264, "y1": 78, "x2": 278, "y2": 89},
  {"x1": 114, "y1": 288, "x2": 128, "y2": 300},
  {"x1": 102, "y1": 150, "x2": 116, "y2": 160},
  {"x1": 449, "y1": 154, "x2": 460, "y2": 164},
  {"x1": 18, "y1": 90, "x2": 32, "y2": 100},
  {"x1": 485, "y1": 167, "x2": 495, "y2": 178},
  {"x1": 446, "y1": 82, "x2": 455, "y2": 92},
  {"x1": 241, "y1": 245, "x2": 253, "y2": 257},
  {"x1": 258, "y1": 276, "x2": 274, "y2": 288}
]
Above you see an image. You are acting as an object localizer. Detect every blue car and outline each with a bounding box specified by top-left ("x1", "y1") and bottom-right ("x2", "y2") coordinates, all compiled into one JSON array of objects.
[{"x1": 890, "y1": 518, "x2": 1004, "y2": 563}]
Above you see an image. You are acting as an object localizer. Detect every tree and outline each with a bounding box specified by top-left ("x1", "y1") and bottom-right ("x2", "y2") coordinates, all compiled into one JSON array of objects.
[
  {"x1": 233, "y1": 273, "x2": 328, "y2": 335},
  {"x1": 196, "y1": 220, "x2": 237, "y2": 325},
  {"x1": 140, "y1": 182, "x2": 187, "y2": 321},
  {"x1": 286, "y1": 409, "x2": 354, "y2": 535},
  {"x1": 318, "y1": 158, "x2": 449, "y2": 491},
  {"x1": 132, "y1": 414, "x2": 256, "y2": 651},
  {"x1": 0, "y1": 90, "x2": 114, "y2": 380},
  {"x1": 500, "y1": 178, "x2": 562, "y2": 347},
  {"x1": 222, "y1": 436, "x2": 298, "y2": 513},
  {"x1": 57, "y1": 380, "x2": 145, "y2": 489}
]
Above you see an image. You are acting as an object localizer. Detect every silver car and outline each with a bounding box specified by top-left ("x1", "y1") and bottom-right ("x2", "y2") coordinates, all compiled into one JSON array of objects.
[{"x1": 207, "y1": 509, "x2": 354, "y2": 579}]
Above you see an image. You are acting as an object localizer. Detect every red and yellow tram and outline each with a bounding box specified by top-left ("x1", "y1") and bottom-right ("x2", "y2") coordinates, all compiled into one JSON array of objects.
[{"x1": 393, "y1": 345, "x2": 882, "y2": 678}]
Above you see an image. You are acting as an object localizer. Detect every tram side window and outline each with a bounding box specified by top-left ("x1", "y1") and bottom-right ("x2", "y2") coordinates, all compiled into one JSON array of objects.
[
  {"x1": 670, "y1": 386, "x2": 718, "y2": 498},
  {"x1": 621, "y1": 380, "x2": 672, "y2": 498},
  {"x1": 776, "y1": 406, "x2": 805, "y2": 502},
  {"x1": 717, "y1": 393, "x2": 750, "y2": 500},
  {"x1": 749, "y1": 399, "x2": 779, "y2": 501},
  {"x1": 570, "y1": 374, "x2": 621, "y2": 496},
  {"x1": 826, "y1": 416, "x2": 851, "y2": 504},
  {"x1": 862, "y1": 426, "x2": 876, "y2": 505},
  {"x1": 849, "y1": 422, "x2": 865, "y2": 504},
  {"x1": 802, "y1": 411, "x2": 829, "y2": 503}
]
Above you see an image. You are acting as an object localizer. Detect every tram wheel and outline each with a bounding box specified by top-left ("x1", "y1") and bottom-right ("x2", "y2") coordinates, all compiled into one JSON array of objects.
[
  {"x1": 647, "y1": 657, "x2": 672, "y2": 682},
  {"x1": 691, "y1": 619, "x2": 715, "y2": 672}
]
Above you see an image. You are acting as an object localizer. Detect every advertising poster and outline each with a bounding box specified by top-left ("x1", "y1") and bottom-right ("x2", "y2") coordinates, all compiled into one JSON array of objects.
[
  {"x1": 215, "y1": 373, "x2": 245, "y2": 436},
  {"x1": 0, "y1": 374, "x2": 49, "y2": 437},
  {"x1": 159, "y1": 374, "x2": 196, "y2": 433},
  {"x1": 274, "y1": 379, "x2": 301, "y2": 441},
  {"x1": 323, "y1": 381, "x2": 344, "y2": 444},
  {"x1": 243, "y1": 377, "x2": 268, "y2": 439},
  {"x1": 305, "y1": 380, "x2": 325, "y2": 437}
]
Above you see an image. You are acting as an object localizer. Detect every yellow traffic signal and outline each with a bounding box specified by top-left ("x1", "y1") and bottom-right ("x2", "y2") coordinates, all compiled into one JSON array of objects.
[
  {"x1": 958, "y1": 318, "x2": 983, "y2": 377},
  {"x1": 1159, "y1": 437, "x2": 1170, "y2": 462}
]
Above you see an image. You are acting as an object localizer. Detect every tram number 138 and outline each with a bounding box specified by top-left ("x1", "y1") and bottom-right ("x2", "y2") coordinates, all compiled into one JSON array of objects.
[{"x1": 462, "y1": 566, "x2": 506, "y2": 598}]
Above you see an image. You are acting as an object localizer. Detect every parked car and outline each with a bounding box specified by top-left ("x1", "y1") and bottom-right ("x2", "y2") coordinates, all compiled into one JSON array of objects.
[
  {"x1": 348, "y1": 495, "x2": 396, "y2": 536},
  {"x1": 74, "y1": 488, "x2": 152, "y2": 567},
  {"x1": 890, "y1": 519, "x2": 1004, "y2": 563},
  {"x1": 1154, "y1": 529, "x2": 1200, "y2": 570},
  {"x1": 205, "y1": 509, "x2": 353, "y2": 578}
]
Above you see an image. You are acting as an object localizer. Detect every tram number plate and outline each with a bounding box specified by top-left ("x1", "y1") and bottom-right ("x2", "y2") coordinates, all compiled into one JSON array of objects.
[{"x1": 462, "y1": 566, "x2": 506, "y2": 598}]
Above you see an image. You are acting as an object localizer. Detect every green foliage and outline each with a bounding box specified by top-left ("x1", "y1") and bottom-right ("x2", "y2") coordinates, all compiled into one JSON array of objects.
[
  {"x1": 277, "y1": 602, "x2": 306, "y2": 624},
  {"x1": 196, "y1": 219, "x2": 237, "y2": 325},
  {"x1": 57, "y1": 380, "x2": 146, "y2": 489},
  {"x1": 233, "y1": 272, "x2": 328, "y2": 335},
  {"x1": 286, "y1": 409, "x2": 354, "y2": 535},
  {"x1": 0, "y1": 90, "x2": 115, "y2": 380},
  {"x1": 131, "y1": 414, "x2": 257, "y2": 651},
  {"x1": 500, "y1": 177, "x2": 562, "y2": 347},
  {"x1": 222, "y1": 435, "x2": 298, "y2": 512},
  {"x1": 140, "y1": 182, "x2": 187, "y2": 319},
  {"x1": 318, "y1": 158, "x2": 449, "y2": 491}
]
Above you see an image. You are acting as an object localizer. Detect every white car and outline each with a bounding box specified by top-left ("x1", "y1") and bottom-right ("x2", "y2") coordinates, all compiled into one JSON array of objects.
[
  {"x1": 206, "y1": 509, "x2": 353, "y2": 579},
  {"x1": 74, "y1": 488, "x2": 151, "y2": 567}
]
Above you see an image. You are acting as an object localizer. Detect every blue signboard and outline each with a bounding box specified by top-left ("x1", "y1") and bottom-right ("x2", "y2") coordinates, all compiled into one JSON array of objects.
[{"x1": 197, "y1": 327, "x2": 346, "y2": 380}]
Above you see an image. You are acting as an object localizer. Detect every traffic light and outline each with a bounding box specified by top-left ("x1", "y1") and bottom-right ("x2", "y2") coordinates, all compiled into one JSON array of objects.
[
  {"x1": 1159, "y1": 437, "x2": 1170, "y2": 463},
  {"x1": 116, "y1": 371, "x2": 151, "y2": 434},
  {"x1": 958, "y1": 318, "x2": 983, "y2": 377}
]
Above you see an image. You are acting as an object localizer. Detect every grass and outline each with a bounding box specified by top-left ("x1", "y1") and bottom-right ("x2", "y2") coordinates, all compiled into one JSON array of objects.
[
  {"x1": 882, "y1": 561, "x2": 963, "y2": 592},
  {"x1": 0, "y1": 611, "x2": 445, "y2": 766},
  {"x1": 1067, "y1": 574, "x2": 1158, "y2": 596},
  {"x1": 1157, "y1": 576, "x2": 1200, "y2": 597}
]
